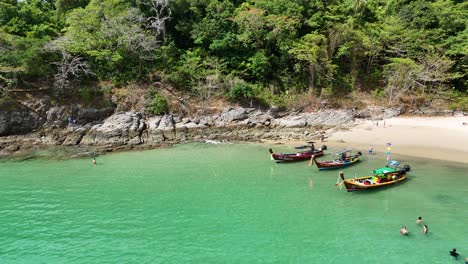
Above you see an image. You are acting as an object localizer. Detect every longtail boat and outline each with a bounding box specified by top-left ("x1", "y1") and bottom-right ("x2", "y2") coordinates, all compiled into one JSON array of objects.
[
  {"x1": 310, "y1": 149, "x2": 362, "y2": 170},
  {"x1": 337, "y1": 161, "x2": 411, "y2": 192},
  {"x1": 269, "y1": 142, "x2": 327, "y2": 163}
]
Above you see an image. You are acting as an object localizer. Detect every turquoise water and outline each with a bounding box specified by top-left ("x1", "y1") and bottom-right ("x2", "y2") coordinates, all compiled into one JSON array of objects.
[{"x1": 0, "y1": 143, "x2": 467, "y2": 263}]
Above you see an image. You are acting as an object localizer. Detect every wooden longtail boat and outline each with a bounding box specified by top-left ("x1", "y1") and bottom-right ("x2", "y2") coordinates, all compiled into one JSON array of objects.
[
  {"x1": 338, "y1": 161, "x2": 411, "y2": 192},
  {"x1": 310, "y1": 149, "x2": 362, "y2": 170},
  {"x1": 269, "y1": 142, "x2": 327, "y2": 163}
]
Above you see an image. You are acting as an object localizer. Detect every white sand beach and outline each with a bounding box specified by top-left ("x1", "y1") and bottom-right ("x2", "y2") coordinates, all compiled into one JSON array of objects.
[{"x1": 325, "y1": 116, "x2": 468, "y2": 164}]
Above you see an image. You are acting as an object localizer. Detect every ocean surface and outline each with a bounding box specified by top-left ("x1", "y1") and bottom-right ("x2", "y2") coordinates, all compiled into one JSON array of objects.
[{"x1": 0, "y1": 143, "x2": 467, "y2": 263}]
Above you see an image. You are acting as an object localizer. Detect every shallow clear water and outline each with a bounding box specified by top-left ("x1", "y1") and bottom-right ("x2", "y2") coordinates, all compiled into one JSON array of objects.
[{"x1": 0, "y1": 143, "x2": 467, "y2": 263}]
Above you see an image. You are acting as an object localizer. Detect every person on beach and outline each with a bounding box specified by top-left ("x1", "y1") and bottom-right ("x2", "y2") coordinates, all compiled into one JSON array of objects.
[
  {"x1": 92, "y1": 158, "x2": 96, "y2": 165},
  {"x1": 321, "y1": 133, "x2": 325, "y2": 143},
  {"x1": 416, "y1": 216, "x2": 423, "y2": 224},
  {"x1": 400, "y1": 226, "x2": 409, "y2": 235},
  {"x1": 423, "y1": 224, "x2": 428, "y2": 234},
  {"x1": 450, "y1": 248, "x2": 459, "y2": 259}
]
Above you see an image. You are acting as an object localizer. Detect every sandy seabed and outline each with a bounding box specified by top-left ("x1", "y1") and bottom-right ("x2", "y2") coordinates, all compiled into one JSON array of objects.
[{"x1": 324, "y1": 116, "x2": 468, "y2": 164}]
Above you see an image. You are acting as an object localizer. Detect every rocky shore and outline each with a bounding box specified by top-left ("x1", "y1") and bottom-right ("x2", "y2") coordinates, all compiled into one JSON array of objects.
[{"x1": 0, "y1": 100, "x2": 463, "y2": 159}]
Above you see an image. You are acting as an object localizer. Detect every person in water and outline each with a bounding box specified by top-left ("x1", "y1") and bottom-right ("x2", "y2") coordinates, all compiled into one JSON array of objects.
[
  {"x1": 416, "y1": 216, "x2": 423, "y2": 224},
  {"x1": 450, "y1": 248, "x2": 459, "y2": 259},
  {"x1": 423, "y1": 224, "x2": 428, "y2": 234},
  {"x1": 92, "y1": 158, "x2": 96, "y2": 165},
  {"x1": 385, "y1": 144, "x2": 392, "y2": 161},
  {"x1": 368, "y1": 145, "x2": 373, "y2": 155},
  {"x1": 400, "y1": 226, "x2": 409, "y2": 235}
]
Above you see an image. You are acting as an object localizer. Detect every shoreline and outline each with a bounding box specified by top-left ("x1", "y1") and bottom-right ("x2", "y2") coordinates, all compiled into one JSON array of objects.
[
  {"x1": 2, "y1": 112, "x2": 467, "y2": 164},
  {"x1": 323, "y1": 116, "x2": 468, "y2": 164},
  {"x1": 267, "y1": 116, "x2": 468, "y2": 164}
]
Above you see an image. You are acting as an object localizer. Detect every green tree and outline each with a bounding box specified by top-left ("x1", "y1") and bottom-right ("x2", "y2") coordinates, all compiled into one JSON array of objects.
[{"x1": 288, "y1": 33, "x2": 333, "y2": 94}]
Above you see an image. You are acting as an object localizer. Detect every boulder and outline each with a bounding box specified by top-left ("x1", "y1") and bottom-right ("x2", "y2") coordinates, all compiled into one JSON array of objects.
[
  {"x1": 272, "y1": 115, "x2": 307, "y2": 127},
  {"x1": 157, "y1": 114, "x2": 175, "y2": 131},
  {"x1": 0, "y1": 109, "x2": 38, "y2": 136},
  {"x1": 218, "y1": 107, "x2": 249, "y2": 123},
  {"x1": 81, "y1": 112, "x2": 145, "y2": 146},
  {"x1": 305, "y1": 110, "x2": 354, "y2": 126},
  {"x1": 77, "y1": 107, "x2": 114, "y2": 124}
]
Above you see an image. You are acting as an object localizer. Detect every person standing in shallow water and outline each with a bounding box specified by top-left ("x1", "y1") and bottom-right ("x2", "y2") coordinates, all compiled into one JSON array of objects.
[
  {"x1": 92, "y1": 158, "x2": 96, "y2": 165},
  {"x1": 423, "y1": 224, "x2": 428, "y2": 234},
  {"x1": 386, "y1": 144, "x2": 392, "y2": 161}
]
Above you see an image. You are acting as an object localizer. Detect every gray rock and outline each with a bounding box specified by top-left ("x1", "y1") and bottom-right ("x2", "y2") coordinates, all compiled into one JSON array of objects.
[
  {"x1": 44, "y1": 106, "x2": 69, "y2": 128},
  {"x1": 77, "y1": 108, "x2": 114, "y2": 124},
  {"x1": 81, "y1": 112, "x2": 145, "y2": 146},
  {"x1": 383, "y1": 108, "x2": 401, "y2": 119},
  {"x1": 268, "y1": 106, "x2": 280, "y2": 118},
  {"x1": 272, "y1": 115, "x2": 307, "y2": 127},
  {"x1": 157, "y1": 114, "x2": 175, "y2": 131},
  {"x1": 305, "y1": 110, "x2": 354, "y2": 126},
  {"x1": 147, "y1": 116, "x2": 162, "y2": 130},
  {"x1": 0, "y1": 109, "x2": 38, "y2": 136},
  {"x1": 219, "y1": 107, "x2": 249, "y2": 123},
  {"x1": 247, "y1": 110, "x2": 272, "y2": 125}
]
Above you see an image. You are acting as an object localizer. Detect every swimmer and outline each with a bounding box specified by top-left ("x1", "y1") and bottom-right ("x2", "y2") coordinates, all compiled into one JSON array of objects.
[
  {"x1": 92, "y1": 157, "x2": 96, "y2": 165},
  {"x1": 423, "y1": 224, "x2": 428, "y2": 234},
  {"x1": 449, "y1": 248, "x2": 459, "y2": 259},
  {"x1": 400, "y1": 226, "x2": 409, "y2": 235},
  {"x1": 416, "y1": 216, "x2": 423, "y2": 224}
]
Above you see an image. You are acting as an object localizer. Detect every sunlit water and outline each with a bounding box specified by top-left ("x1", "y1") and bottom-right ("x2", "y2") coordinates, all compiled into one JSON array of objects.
[{"x1": 0, "y1": 143, "x2": 467, "y2": 263}]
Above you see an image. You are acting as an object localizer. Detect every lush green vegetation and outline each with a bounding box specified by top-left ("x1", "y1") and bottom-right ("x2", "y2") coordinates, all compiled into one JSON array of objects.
[{"x1": 1, "y1": 0, "x2": 467, "y2": 111}]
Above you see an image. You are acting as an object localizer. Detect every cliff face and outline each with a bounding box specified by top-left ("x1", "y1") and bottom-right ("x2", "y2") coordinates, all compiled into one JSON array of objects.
[{"x1": 0, "y1": 97, "x2": 462, "y2": 158}]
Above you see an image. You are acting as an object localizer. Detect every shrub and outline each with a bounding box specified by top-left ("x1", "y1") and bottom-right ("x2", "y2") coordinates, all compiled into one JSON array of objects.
[
  {"x1": 229, "y1": 83, "x2": 255, "y2": 101},
  {"x1": 147, "y1": 93, "x2": 169, "y2": 115}
]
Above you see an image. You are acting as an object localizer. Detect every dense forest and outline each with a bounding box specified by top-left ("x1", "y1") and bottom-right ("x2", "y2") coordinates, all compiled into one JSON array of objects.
[{"x1": 0, "y1": 0, "x2": 467, "y2": 114}]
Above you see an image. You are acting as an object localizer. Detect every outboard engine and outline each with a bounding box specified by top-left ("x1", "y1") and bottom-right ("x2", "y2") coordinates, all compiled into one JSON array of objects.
[
  {"x1": 402, "y1": 164, "x2": 411, "y2": 172},
  {"x1": 357, "y1": 151, "x2": 363, "y2": 156},
  {"x1": 321, "y1": 145, "x2": 327, "y2": 150}
]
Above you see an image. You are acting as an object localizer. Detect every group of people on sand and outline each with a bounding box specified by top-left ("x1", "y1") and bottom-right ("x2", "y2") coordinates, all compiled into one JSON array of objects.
[
  {"x1": 401, "y1": 217, "x2": 467, "y2": 262},
  {"x1": 366, "y1": 143, "x2": 391, "y2": 161},
  {"x1": 400, "y1": 216, "x2": 428, "y2": 236}
]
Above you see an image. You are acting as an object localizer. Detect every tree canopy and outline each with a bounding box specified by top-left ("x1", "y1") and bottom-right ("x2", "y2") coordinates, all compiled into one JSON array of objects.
[{"x1": 1, "y1": 0, "x2": 467, "y2": 109}]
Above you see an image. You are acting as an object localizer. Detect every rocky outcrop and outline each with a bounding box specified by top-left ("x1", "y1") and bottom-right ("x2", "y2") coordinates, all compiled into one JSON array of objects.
[
  {"x1": 0, "y1": 107, "x2": 39, "y2": 136},
  {"x1": 6, "y1": 104, "x2": 459, "y2": 158},
  {"x1": 80, "y1": 112, "x2": 146, "y2": 146}
]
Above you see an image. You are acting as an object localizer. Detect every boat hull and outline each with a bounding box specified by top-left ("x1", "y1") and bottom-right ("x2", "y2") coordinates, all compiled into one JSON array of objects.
[
  {"x1": 342, "y1": 174, "x2": 407, "y2": 192},
  {"x1": 313, "y1": 156, "x2": 361, "y2": 170},
  {"x1": 270, "y1": 150, "x2": 324, "y2": 163}
]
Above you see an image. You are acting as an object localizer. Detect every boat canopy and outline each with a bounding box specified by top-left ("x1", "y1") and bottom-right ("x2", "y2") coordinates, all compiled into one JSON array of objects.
[
  {"x1": 387, "y1": 160, "x2": 401, "y2": 167},
  {"x1": 334, "y1": 149, "x2": 352, "y2": 155},
  {"x1": 373, "y1": 167, "x2": 396, "y2": 176}
]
